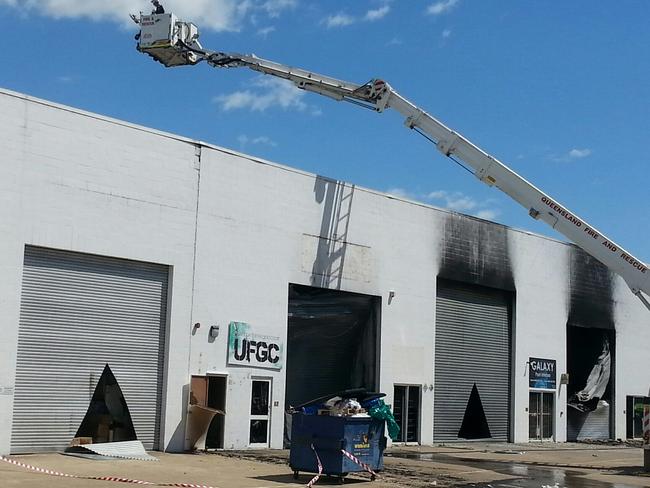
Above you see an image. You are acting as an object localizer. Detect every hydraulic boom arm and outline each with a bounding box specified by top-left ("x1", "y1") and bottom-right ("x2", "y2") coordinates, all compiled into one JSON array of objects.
[{"x1": 134, "y1": 12, "x2": 650, "y2": 311}]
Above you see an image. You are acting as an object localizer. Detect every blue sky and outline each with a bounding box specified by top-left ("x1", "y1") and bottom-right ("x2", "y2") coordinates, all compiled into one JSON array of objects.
[{"x1": 1, "y1": 0, "x2": 648, "y2": 262}]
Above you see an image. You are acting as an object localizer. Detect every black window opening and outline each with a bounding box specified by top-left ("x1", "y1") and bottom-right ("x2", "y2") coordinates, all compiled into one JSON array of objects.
[
  {"x1": 394, "y1": 385, "x2": 421, "y2": 443},
  {"x1": 626, "y1": 396, "x2": 647, "y2": 440}
]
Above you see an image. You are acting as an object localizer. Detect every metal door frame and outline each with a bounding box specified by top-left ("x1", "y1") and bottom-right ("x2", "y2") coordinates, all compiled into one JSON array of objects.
[
  {"x1": 529, "y1": 390, "x2": 555, "y2": 441},
  {"x1": 393, "y1": 383, "x2": 422, "y2": 444},
  {"x1": 249, "y1": 377, "x2": 272, "y2": 448}
]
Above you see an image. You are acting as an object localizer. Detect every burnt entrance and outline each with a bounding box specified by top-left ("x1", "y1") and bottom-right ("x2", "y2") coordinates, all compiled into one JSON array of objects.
[
  {"x1": 286, "y1": 284, "x2": 381, "y2": 410},
  {"x1": 566, "y1": 247, "x2": 616, "y2": 441}
]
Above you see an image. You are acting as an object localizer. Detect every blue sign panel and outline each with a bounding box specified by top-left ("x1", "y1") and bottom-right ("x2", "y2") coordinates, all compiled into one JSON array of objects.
[{"x1": 529, "y1": 357, "x2": 556, "y2": 389}]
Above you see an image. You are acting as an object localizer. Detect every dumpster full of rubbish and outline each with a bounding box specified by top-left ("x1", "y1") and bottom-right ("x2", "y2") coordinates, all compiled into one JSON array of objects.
[{"x1": 288, "y1": 389, "x2": 395, "y2": 484}]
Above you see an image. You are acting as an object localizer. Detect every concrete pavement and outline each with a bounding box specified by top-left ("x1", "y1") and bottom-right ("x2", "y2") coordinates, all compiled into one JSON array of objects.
[{"x1": 1, "y1": 443, "x2": 649, "y2": 488}]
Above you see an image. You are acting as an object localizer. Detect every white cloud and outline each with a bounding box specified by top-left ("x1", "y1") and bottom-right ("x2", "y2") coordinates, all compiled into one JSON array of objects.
[
  {"x1": 364, "y1": 5, "x2": 390, "y2": 21},
  {"x1": 257, "y1": 26, "x2": 276, "y2": 37},
  {"x1": 0, "y1": 0, "x2": 296, "y2": 31},
  {"x1": 238, "y1": 134, "x2": 278, "y2": 147},
  {"x1": 427, "y1": 0, "x2": 459, "y2": 16},
  {"x1": 550, "y1": 147, "x2": 593, "y2": 162},
  {"x1": 441, "y1": 28, "x2": 452, "y2": 38},
  {"x1": 387, "y1": 188, "x2": 500, "y2": 220},
  {"x1": 568, "y1": 148, "x2": 592, "y2": 159},
  {"x1": 429, "y1": 190, "x2": 501, "y2": 219},
  {"x1": 323, "y1": 4, "x2": 391, "y2": 28},
  {"x1": 260, "y1": 0, "x2": 297, "y2": 18},
  {"x1": 474, "y1": 209, "x2": 499, "y2": 220},
  {"x1": 214, "y1": 77, "x2": 310, "y2": 113},
  {"x1": 386, "y1": 37, "x2": 403, "y2": 46},
  {"x1": 323, "y1": 12, "x2": 356, "y2": 28},
  {"x1": 428, "y1": 190, "x2": 477, "y2": 212}
]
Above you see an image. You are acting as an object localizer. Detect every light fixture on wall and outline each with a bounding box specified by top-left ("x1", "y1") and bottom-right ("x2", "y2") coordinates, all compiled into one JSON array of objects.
[
  {"x1": 209, "y1": 325, "x2": 220, "y2": 339},
  {"x1": 388, "y1": 290, "x2": 396, "y2": 304}
]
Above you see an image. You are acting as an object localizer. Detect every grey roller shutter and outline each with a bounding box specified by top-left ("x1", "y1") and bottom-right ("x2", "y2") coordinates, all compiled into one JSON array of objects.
[
  {"x1": 11, "y1": 247, "x2": 168, "y2": 453},
  {"x1": 434, "y1": 280, "x2": 511, "y2": 442},
  {"x1": 567, "y1": 404, "x2": 610, "y2": 441}
]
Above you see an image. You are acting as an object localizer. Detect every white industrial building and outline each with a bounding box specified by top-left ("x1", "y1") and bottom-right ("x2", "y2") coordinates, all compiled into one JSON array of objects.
[{"x1": 1, "y1": 87, "x2": 649, "y2": 455}]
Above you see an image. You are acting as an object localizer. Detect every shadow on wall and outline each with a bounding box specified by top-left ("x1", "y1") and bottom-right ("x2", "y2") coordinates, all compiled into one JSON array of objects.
[
  {"x1": 311, "y1": 176, "x2": 356, "y2": 290},
  {"x1": 169, "y1": 383, "x2": 189, "y2": 452}
]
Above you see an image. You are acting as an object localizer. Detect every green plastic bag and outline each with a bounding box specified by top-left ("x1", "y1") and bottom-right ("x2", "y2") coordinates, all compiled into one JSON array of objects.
[{"x1": 368, "y1": 399, "x2": 400, "y2": 441}]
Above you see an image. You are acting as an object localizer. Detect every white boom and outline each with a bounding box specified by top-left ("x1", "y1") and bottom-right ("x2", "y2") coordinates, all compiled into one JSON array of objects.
[{"x1": 133, "y1": 11, "x2": 650, "y2": 311}]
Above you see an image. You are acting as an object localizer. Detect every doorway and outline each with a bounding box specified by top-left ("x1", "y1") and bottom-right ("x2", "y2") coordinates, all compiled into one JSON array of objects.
[
  {"x1": 189, "y1": 375, "x2": 227, "y2": 450},
  {"x1": 206, "y1": 376, "x2": 227, "y2": 449},
  {"x1": 286, "y1": 284, "x2": 381, "y2": 409},
  {"x1": 529, "y1": 392, "x2": 554, "y2": 441},
  {"x1": 249, "y1": 378, "x2": 272, "y2": 447},
  {"x1": 434, "y1": 279, "x2": 512, "y2": 441},
  {"x1": 626, "y1": 396, "x2": 646, "y2": 439},
  {"x1": 394, "y1": 385, "x2": 421, "y2": 443}
]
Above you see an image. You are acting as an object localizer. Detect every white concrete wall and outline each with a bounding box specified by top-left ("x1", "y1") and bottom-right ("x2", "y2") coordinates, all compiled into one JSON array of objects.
[
  {"x1": 189, "y1": 149, "x2": 442, "y2": 448},
  {"x1": 0, "y1": 90, "x2": 198, "y2": 453},
  {"x1": 509, "y1": 230, "x2": 570, "y2": 442},
  {"x1": 2, "y1": 87, "x2": 649, "y2": 452},
  {"x1": 614, "y1": 279, "x2": 650, "y2": 440}
]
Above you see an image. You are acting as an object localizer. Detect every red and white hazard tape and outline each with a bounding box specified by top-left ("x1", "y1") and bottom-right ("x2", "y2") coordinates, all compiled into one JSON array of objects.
[
  {"x1": 643, "y1": 405, "x2": 650, "y2": 449},
  {"x1": 306, "y1": 444, "x2": 323, "y2": 487},
  {"x1": 340, "y1": 448, "x2": 378, "y2": 478},
  {"x1": 0, "y1": 455, "x2": 220, "y2": 488},
  {"x1": 304, "y1": 446, "x2": 378, "y2": 486}
]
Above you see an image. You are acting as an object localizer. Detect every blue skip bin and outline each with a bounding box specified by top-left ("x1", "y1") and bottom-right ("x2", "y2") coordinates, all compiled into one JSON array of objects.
[{"x1": 290, "y1": 413, "x2": 386, "y2": 483}]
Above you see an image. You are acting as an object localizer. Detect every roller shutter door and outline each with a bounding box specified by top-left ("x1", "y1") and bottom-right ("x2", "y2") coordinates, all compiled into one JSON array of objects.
[
  {"x1": 11, "y1": 247, "x2": 168, "y2": 453},
  {"x1": 434, "y1": 280, "x2": 511, "y2": 441},
  {"x1": 567, "y1": 404, "x2": 611, "y2": 441}
]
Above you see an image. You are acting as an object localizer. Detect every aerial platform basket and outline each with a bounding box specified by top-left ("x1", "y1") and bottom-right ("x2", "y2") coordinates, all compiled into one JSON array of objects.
[{"x1": 136, "y1": 13, "x2": 202, "y2": 67}]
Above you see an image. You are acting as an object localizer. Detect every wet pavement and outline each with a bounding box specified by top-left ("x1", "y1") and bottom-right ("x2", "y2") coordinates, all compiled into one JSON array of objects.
[
  {"x1": 452, "y1": 462, "x2": 637, "y2": 488},
  {"x1": 385, "y1": 451, "x2": 644, "y2": 488}
]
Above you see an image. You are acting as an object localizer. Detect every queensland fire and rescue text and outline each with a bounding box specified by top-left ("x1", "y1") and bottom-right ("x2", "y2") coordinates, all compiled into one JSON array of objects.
[{"x1": 541, "y1": 196, "x2": 648, "y2": 275}]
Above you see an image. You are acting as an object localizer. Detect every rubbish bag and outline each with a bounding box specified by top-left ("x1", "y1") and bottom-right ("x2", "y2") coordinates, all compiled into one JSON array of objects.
[{"x1": 368, "y1": 399, "x2": 400, "y2": 441}]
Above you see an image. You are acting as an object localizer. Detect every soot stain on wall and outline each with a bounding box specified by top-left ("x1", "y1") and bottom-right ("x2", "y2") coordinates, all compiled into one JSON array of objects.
[
  {"x1": 567, "y1": 246, "x2": 615, "y2": 329},
  {"x1": 438, "y1": 213, "x2": 515, "y2": 291}
]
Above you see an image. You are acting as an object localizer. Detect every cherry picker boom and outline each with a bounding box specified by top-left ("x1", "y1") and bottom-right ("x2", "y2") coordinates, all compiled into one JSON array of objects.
[{"x1": 132, "y1": 11, "x2": 650, "y2": 312}]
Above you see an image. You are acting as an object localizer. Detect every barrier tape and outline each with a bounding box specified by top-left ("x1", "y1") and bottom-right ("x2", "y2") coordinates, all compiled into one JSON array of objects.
[
  {"x1": 340, "y1": 449, "x2": 378, "y2": 478},
  {"x1": 0, "y1": 455, "x2": 219, "y2": 488},
  {"x1": 306, "y1": 443, "x2": 323, "y2": 487},
  {"x1": 643, "y1": 404, "x2": 650, "y2": 449},
  {"x1": 303, "y1": 445, "x2": 378, "y2": 486}
]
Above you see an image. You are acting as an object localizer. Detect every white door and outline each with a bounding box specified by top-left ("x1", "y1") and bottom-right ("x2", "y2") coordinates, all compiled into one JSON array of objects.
[{"x1": 249, "y1": 379, "x2": 272, "y2": 447}]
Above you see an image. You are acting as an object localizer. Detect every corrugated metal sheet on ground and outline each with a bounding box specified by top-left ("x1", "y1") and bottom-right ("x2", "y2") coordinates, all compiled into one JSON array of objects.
[{"x1": 69, "y1": 441, "x2": 158, "y2": 461}]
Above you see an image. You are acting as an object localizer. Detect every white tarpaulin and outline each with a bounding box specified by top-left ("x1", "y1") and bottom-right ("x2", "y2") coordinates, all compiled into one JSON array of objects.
[{"x1": 569, "y1": 338, "x2": 611, "y2": 412}]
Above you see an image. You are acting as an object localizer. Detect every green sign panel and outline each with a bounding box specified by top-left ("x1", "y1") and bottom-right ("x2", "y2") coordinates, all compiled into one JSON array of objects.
[{"x1": 227, "y1": 322, "x2": 283, "y2": 370}]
